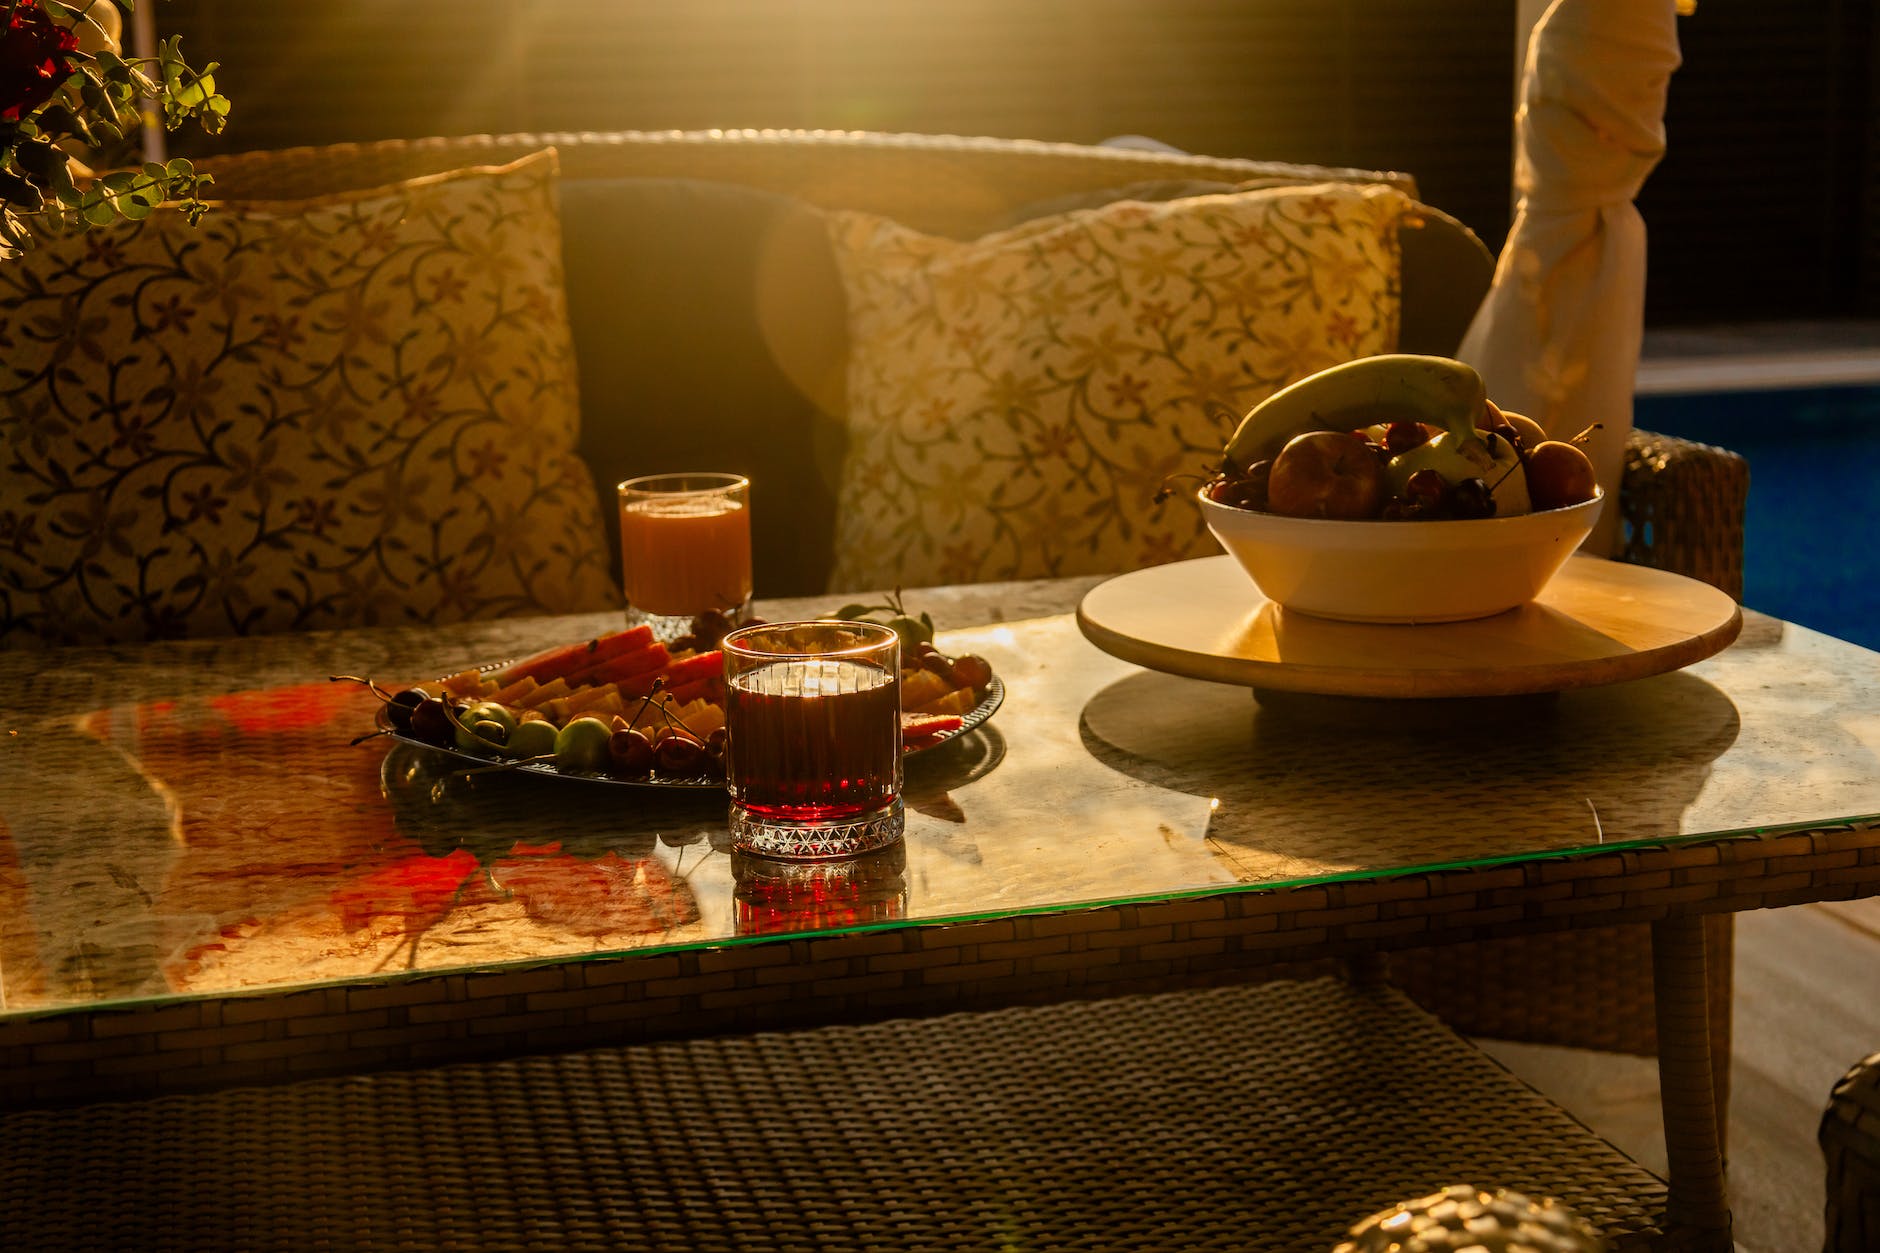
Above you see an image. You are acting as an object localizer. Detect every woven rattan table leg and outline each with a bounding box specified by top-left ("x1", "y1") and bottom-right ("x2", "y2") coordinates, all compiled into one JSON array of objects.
[{"x1": 1652, "y1": 915, "x2": 1734, "y2": 1250}]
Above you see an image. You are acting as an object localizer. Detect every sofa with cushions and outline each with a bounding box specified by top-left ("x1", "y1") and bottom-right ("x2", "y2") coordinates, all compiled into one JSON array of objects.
[
  {"x1": 0, "y1": 128, "x2": 1747, "y2": 1082},
  {"x1": 2, "y1": 129, "x2": 1742, "y2": 644},
  {"x1": 1, "y1": 128, "x2": 1577, "y2": 646}
]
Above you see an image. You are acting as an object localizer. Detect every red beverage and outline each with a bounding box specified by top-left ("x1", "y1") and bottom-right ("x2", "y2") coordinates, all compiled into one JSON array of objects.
[{"x1": 726, "y1": 657, "x2": 901, "y2": 821}]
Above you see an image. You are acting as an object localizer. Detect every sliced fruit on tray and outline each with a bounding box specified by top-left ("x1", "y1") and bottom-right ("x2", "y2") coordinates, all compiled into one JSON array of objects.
[{"x1": 346, "y1": 607, "x2": 999, "y2": 785}]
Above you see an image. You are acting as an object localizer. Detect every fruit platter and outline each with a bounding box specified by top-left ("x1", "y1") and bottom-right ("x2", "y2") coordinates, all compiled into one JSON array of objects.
[
  {"x1": 351, "y1": 605, "x2": 1002, "y2": 791},
  {"x1": 1188, "y1": 354, "x2": 1606, "y2": 623}
]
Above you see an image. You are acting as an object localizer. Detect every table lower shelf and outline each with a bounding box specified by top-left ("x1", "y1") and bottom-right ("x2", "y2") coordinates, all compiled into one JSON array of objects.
[{"x1": 2, "y1": 976, "x2": 1667, "y2": 1253}]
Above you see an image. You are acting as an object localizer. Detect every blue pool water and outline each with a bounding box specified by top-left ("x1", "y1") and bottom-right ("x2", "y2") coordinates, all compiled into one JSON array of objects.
[{"x1": 1633, "y1": 384, "x2": 1880, "y2": 652}]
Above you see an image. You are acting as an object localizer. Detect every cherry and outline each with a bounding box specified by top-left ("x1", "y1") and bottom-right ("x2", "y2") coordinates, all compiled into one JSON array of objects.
[
  {"x1": 655, "y1": 733, "x2": 709, "y2": 776},
  {"x1": 407, "y1": 697, "x2": 456, "y2": 746},
  {"x1": 691, "y1": 609, "x2": 735, "y2": 649},
  {"x1": 608, "y1": 727, "x2": 656, "y2": 777},
  {"x1": 1205, "y1": 462, "x2": 1269, "y2": 512},
  {"x1": 1451, "y1": 477, "x2": 1496, "y2": 519},
  {"x1": 384, "y1": 688, "x2": 425, "y2": 731},
  {"x1": 1384, "y1": 421, "x2": 1432, "y2": 456},
  {"x1": 950, "y1": 654, "x2": 993, "y2": 692},
  {"x1": 1405, "y1": 468, "x2": 1448, "y2": 505}
]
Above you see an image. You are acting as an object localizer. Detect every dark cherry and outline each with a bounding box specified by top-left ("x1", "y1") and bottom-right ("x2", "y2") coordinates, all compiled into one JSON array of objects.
[
  {"x1": 950, "y1": 654, "x2": 993, "y2": 692},
  {"x1": 1205, "y1": 461, "x2": 1270, "y2": 511},
  {"x1": 1451, "y1": 477, "x2": 1496, "y2": 519},
  {"x1": 1405, "y1": 468, "x2": 1449, "y2": 505},
  {"x1": 655, "y1": 733, "x2": 709, "y2": 776},
  {"x1": 385, "y1": 688, "x2": 425, "y2": 731},
  {"x1": 608, "y1": 727, "x2": 656, "y2": 777},
  {"x1": 691, "y1": 609, "x2": 735, "y2": 649},
  {"x1": 407, "y1": 697, "x2": 456, "y2": 746},
  {"x1": 1384, "y1": 422, "x2": 1432, "y2": 456}
]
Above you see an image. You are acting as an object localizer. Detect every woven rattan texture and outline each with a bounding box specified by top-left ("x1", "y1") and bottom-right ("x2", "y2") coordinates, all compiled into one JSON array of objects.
[
  {"x1": 1403, "y1": 429, "x2": 1748, "y2": 1064},
  {"x1": 1390, "y1": 919, "x2": 1735, "y2": 1060},
  {"x1": 1822, "y1": 1049, "x2": 1880, "y2": 1253},
  {"x1": 188, "y1": 129, "x2": 1416, "y2": 240},
  {"x1": 3, "y1": 979, "x2": 1664, "y2": 1253},
  {"x1": 1620, "y1": 431, "x2": 1750, "y2": 602}
]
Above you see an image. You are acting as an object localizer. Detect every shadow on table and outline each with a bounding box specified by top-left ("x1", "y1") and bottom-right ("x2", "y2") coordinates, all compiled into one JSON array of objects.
[{"x1": 1076, "y1": 668, "x2": 1742, "y2": 881}]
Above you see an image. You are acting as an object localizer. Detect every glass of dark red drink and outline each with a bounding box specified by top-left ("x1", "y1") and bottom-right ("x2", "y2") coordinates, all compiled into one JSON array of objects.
[{"x1": 723, "y1": 620, "x2": 903, "y2": 859}]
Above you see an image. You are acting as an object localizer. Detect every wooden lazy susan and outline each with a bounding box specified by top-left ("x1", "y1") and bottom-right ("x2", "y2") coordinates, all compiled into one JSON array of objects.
[{"x1": 1076, "y1": 555, "x2": 1743, "y2": 699}]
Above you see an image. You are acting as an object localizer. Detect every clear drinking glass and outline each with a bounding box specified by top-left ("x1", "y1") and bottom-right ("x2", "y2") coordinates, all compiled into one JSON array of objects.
[
  {"x1": 617, "y1": 472, "x2": 752, "y2": 638},
  {"x1": 722, "y1": 620, "x2": 904, "y2": 859}
]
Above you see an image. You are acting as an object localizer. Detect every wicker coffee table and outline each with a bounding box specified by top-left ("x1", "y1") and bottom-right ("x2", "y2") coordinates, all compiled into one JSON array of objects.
[{"x1": 5, "y1": 574, "x2": 1879, "y2": 1250}]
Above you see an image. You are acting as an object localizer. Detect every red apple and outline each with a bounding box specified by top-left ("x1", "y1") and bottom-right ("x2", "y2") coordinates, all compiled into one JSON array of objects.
[{"x1": 1265, "y1": 430, "x2": 1387, "y2": 520}]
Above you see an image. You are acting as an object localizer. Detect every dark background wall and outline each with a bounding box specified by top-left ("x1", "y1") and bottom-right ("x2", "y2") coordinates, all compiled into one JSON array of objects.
[{"x1": 157, "y1": 0, "x2": 1876, "y2": 326}]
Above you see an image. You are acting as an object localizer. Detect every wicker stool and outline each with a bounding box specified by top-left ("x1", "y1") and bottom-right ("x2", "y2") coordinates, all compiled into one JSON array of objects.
[
  {"x1": 1821, "y1": 1049, "x2": 1880, "y2": 1253},
  {"x1": 0, "y1": 976, "x2": 1668, "y2": 1252},
  {"x1": 1333, "y1": 1184, "x2": 1605, "y2": 1252}
]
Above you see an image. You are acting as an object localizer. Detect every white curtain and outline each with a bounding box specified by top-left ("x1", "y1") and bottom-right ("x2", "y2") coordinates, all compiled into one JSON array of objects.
[{"x1": 1457, "y1": 0, "x2": 1682, "y2": 555}]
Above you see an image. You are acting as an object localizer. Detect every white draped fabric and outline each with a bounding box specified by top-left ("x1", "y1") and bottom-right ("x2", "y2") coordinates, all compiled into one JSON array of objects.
[{"x1": 1457, "y1": 0, "x2": 1682, "y2": 555}]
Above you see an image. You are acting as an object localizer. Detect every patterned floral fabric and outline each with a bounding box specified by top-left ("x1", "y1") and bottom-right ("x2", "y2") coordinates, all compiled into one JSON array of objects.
[
  {"x1": 0, "y1": 150, "x2": 619, "y2": 646},
  {"x1": 824, "y1": 182, "x2": 1411, "y2": 592}
]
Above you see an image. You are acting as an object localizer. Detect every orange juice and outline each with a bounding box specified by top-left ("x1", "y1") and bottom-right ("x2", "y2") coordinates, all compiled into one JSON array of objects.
[{"x1": 619, "y1": 493, "x2": 752, "y2": 617}]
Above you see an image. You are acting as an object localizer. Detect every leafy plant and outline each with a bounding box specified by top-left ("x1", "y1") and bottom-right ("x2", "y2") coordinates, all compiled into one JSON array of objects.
[{"x1": 0, "y1": 0, "x2": 228, "y2": 258}]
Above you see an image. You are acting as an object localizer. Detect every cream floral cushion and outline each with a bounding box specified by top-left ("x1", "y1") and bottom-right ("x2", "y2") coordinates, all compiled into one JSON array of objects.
[
  {"x1": 825, "y1": 182, "x2": 1411, "y2": 591},
  {"x1": 0, "y1": 150, "x2": 618, "y2": 646}
]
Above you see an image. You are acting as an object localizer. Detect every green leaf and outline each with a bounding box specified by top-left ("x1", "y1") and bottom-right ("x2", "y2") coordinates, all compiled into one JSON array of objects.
[
  {"x1": 100, "y1": 171, "x2": 138, "y2": 194},
  {"x1": 41, "y1": 0, "x2": 76, "y2": 20},
  {"x1": 0, "y1": 210, "x2": 33, "y2": 251},
  {"x1": 12, "y1": 140, "x2": 63, "y2": 181},
  {"x1": 118, "y1": 198, "x2": 154, "y2": 221},
  {"x1": 0, "y1": 171, "x2": 45, "y2": 213},
  {"x1": 82, "y1": 199, "x2": 117, "y2": 226}
]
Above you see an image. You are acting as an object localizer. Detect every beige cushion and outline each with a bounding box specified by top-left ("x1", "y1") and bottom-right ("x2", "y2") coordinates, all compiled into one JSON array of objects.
[
  {"x1": 824, "y1": 182, "x2": 1411, "y2": 592},
  {"x1": 0, "y1": 150, "x2": 618, "y2": 646}
]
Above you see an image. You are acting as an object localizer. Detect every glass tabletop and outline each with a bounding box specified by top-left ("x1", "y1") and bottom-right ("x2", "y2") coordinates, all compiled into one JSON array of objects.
[{"x1": 3, "y1": 578, "x2": 1878, "y2": 1018}]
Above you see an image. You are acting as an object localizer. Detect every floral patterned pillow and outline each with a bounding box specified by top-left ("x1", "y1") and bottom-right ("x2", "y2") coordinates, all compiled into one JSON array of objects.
[
  {"x1": 824, "y1": 182, "x2": 1411, "y2": 592},
  {"x1": 0, "y1": 150, "x2": 619, "y2": 646}
]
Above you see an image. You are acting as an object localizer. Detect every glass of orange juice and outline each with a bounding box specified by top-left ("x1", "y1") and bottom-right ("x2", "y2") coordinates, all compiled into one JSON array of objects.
[{"x1": 616, "y1": 473, "x2": 753, "y2": 638}]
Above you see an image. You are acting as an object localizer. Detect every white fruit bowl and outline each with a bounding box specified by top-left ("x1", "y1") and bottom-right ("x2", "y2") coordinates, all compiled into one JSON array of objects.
[{"x1": 1197, "y1": 489, "x2": 1604, "y2": 624}]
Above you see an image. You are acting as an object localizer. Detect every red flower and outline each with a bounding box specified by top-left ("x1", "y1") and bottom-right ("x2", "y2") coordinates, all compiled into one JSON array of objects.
[{"x1": 1, "y1": 2, "x2": 81, "y2": 123}]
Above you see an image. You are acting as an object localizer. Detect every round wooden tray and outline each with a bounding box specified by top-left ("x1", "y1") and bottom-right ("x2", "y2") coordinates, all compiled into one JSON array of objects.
[{"x1": 1076, "y1": 554, "x2": 1743, "y2": 698}]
